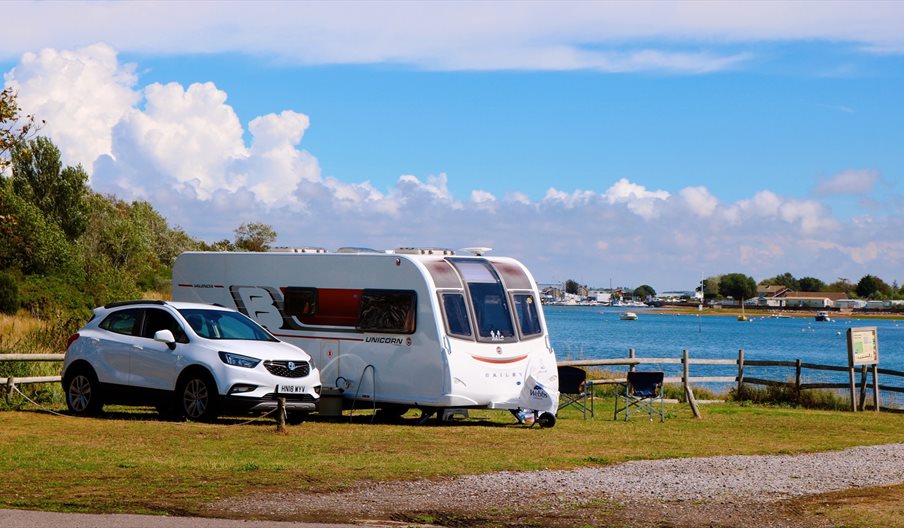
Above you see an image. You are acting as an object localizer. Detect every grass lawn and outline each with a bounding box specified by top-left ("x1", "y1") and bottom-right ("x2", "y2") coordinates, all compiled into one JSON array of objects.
[{"x1": 1, "y1": 400, "x2": 903, "y2": 523}]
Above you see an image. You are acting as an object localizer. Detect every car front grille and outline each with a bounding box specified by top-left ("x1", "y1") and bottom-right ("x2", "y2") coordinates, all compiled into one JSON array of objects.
[{"x1": 263, "y1": 360, "x2": 310, "y2": 378}]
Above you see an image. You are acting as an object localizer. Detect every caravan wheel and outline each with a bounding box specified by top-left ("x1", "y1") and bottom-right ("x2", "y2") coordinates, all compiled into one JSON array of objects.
[
  {"x1": 538, "y1": 412, "x2": 556, "y2": 428},
  {"x1": 415, "y1": 407, "x2": 436, "y2": 425},
  {"x1": 374, "y1": 404, "x2": 410, "y2": 423}
]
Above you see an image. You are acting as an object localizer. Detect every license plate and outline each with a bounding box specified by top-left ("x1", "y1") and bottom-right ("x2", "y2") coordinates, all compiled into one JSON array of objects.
[{"x1": 278, "y1": 384, "x2": 306, "y2": 394}]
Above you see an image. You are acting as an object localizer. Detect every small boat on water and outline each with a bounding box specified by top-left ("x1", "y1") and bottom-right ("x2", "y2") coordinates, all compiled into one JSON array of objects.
[
  {"x1": 620, "y1": 311, "x2": 638, "y2": 320},
  {"x1": 815, "y1": 311, "x2": 831, "y2": 322},
  {"x1": 737, "y1": 300, "x2": 749, "y2": 322}
]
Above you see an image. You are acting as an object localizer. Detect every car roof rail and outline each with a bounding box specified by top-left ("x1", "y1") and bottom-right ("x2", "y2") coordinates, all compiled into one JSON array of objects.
[{"x1": 103, "y1": 300, "x2": 168, "y2": 309}]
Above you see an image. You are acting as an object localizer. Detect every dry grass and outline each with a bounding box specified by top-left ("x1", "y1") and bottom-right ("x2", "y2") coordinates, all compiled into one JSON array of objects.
[
  {"x1": 0, "y1": 311, "x2": 50, "y2": 351},
  {"x1": 797, "y1": 484, "x2": 904, "y2": 528},
  {"x1": 1, "y1": 402, "x2": 904, "y2": 520}
]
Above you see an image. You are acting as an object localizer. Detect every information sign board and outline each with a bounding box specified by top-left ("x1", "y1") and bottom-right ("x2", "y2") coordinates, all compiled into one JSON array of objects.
[{"x1": 847, "y1": 327, "x2": 879, "y2": 366}]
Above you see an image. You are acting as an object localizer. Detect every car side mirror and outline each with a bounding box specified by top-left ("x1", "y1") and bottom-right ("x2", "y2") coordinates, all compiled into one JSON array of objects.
[{"x1": 153, "y1": 329, "x2": 177, "y2": 350}]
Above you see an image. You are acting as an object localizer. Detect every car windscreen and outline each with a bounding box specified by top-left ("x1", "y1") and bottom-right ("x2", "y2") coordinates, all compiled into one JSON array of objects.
[{"x1": 177, "y1": 309, "x2": 278, "y2": 341}]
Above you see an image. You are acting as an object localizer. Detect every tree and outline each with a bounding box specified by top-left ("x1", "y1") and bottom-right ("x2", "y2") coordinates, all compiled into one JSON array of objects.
[
  {"x1": 0, "y1": 182, "x2": 75, "y2": 275},
  {"x1": 11, "y1": 137, "x2": 89, "y2": 240},
  {"x1": 701, "y1": 275, "x2": 722, "y2": 300},
  {"x1": 798, "y1": 276, "x2": 826, "y2": 292},
  {"x1": 234, "y1": 222, "x2": 277, "y2": 252},
  {"x1": 1, "y1": 87, "x2": 41, "y2": 172},
  {"x1": 828, "y1": 278, "x2": 855, "y2": 297},
  {"x1": 633, "y1": 284, "x2": 656, "y2": 299},
  {"x1": 718, "y1": 273, "x2": 757, "y2": 301},
  {"x1": 564, "y1": 279, "x2": 580, "y2": 295},
  {"x1": 856, "y1": 275, "x2": 892, "y2": 299},
  {"x1": 759, "y1": 272, "x2": 799, "y2": 290}
]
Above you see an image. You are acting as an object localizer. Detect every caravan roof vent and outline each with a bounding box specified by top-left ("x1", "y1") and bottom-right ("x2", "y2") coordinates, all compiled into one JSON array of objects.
[
  {"x1": 268, "y1": 247, "x2": 329, "y2": 254},
  {"x1": 336, "y1": 247, "x2": 384, "y2": 254},
  {"x1": 394, "y1": 247, "x2": 456, "y2": 256},
  {"x1": 460, "y1": 247, "x2": 493, "y2": 256}
]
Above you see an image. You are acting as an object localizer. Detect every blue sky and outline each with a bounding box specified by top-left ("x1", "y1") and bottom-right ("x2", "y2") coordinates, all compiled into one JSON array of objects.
[{"x1": 2, "y1": 2, "x2": 903, "y2": 290}]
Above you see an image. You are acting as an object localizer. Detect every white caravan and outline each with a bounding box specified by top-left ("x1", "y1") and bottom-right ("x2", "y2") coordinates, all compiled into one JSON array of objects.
[{"x1": 172, "y1": 248, "x2": 560, "y2": 426}]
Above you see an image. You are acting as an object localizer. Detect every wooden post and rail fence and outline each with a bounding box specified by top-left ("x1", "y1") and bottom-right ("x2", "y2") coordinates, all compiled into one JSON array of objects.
[
  {"x1": 559, "y1": 348, "x2": 904, "y2": 416},
  {"x1": 3, "y1": 350, "x2": 904, "y2": 414}
]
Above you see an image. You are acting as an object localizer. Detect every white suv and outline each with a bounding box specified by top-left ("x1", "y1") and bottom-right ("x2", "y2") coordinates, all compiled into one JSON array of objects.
[{"x1": 62, "y1": 300, "x2": 321, "y2": 422}]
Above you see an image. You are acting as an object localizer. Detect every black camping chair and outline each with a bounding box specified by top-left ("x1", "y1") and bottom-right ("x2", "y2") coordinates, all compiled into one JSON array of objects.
[
  {"x1": 557, "y1": 365, "x2": 593, "y2": 419},
  {"x1": 614, "y1": 371, "x2": 665, "y2": 422}
]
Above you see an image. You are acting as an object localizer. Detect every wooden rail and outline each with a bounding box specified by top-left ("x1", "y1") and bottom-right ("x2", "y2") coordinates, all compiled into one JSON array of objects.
[
  {"x1": 559, "y1": 348, "x2": 904, "y2": 414},
  {"x1": 0, "y1": 353, "x2": 65, "y2": 403}
]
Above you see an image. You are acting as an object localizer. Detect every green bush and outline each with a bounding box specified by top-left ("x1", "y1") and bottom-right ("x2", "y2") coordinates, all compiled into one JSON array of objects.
[
  {"x1": 18, "y1": 275, "x2": 92, "y2": 320},
  {"x1": 0, "y1": 271, "x2": 19, "y2": 314}
]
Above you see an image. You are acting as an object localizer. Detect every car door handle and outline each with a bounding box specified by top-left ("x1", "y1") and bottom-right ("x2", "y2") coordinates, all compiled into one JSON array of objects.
[{"x1": 132, "y1": 345, "x2": 143, "y2": 350}]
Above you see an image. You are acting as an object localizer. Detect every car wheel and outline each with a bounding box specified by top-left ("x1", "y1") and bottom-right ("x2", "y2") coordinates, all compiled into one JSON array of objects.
[
  {"x1": 65, "y1": 368, "x2": 103, "y2": 416},
  {"x1": 178, "y1": 373, "x2": 219, "y2": 422}
]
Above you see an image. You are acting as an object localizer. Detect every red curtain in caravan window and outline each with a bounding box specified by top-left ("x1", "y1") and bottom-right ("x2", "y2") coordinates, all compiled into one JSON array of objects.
[{"x1": 299, "y1": 288, "x2": 362, "y2": 327}]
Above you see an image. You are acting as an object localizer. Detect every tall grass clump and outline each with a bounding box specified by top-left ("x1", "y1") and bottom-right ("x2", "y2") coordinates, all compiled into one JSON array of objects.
[
  {"x1": 0, "y1": 311, "x2": 75, "y2": 409},
  {"x1": 731, "y1": 383, "x2": 850, "y2": 411}
]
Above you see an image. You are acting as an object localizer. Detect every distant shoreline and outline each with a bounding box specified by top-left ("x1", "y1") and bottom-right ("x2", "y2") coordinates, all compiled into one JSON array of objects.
[{"x1": 545, "y1": 304, "x2": 903, "y2": 320}]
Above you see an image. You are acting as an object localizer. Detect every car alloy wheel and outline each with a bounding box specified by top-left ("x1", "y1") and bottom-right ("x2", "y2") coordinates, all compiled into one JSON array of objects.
[
  {"x1": 182, "y1": 378, "x2": 209, "y2": 420},
  {"x1": 68, "y1": 374, "x2": 93, "y2": 413}
]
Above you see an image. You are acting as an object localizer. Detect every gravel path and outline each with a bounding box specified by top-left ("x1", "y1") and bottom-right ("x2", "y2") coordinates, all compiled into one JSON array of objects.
[{"x1": 211, "y1": 443, "x2": 904, "y2": 526}]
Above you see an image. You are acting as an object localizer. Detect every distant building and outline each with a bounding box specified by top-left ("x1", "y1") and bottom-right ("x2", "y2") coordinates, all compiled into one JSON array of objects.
[
  {"x1": 752, "y1": 290, "x2": 846, "y2": 308},
  {"x1": 835, "y1": 299, "x2": 867, "y2": 309}
]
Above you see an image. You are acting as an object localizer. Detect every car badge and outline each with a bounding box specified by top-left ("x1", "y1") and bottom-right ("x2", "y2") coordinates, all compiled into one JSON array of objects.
[{"x1": 287, "y1": 361, "x2": 296, "y2": 370}]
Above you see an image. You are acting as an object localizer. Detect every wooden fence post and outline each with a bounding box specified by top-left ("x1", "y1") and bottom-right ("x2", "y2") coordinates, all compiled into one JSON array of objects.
[
  {"x1": 683, "y1": 349, "x2": 701, "y2": 418},
  {"x1": 737, "y1": 349, "x2": 744, "y2": 399},
  {"x1": 872, "y1": 364, "x2": 880, "y2": 412},
  {"x1": 629, "y1": 348, "x2": 636, "y2": 372},
  {"x1": 795, "y1": 359, "x2": 802, "y2": 403},
  {"x1": 848, "y1": 366, "x2": 857, "y2": 412},
  {"x1": 276, "y1": 397, "x2": 287, "y2": 433},
  {"x1": 858, "y1": 365, "x2": 869, "y2": 411}
]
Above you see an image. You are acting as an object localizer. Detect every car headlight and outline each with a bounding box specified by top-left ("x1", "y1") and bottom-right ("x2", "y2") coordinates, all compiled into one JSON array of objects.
[{"x1": 218, "y1": 352, "x2": 261, "y2": 369}]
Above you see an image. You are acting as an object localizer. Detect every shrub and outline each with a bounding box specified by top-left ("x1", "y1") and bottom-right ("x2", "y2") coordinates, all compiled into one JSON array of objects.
[{"x1": 0, "y1": 271, "x2": 19, "y2": 314}]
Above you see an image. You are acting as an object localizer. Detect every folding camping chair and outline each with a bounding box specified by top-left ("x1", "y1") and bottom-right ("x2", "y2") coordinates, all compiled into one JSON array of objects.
[
  {"x1": 557, "y1": 365, "x2": 593, "y2": 419},
  {"x1": 614, "y1": 371, "x2": 665, "y2": 422}
]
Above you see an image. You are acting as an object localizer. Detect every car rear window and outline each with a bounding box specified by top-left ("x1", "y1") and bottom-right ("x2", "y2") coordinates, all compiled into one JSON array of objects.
[{"x1": 99, "y1": 309, "x2": 143, "y2": 336}]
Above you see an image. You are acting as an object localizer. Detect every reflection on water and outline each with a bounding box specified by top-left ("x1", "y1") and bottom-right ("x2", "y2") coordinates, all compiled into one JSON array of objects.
[{"x1": 546, "y1": 306, "x2": 904, "y2": 402}]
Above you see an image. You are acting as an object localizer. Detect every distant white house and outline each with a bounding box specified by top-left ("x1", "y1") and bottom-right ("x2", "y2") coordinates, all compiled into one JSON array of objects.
[
  {"x1": 752, "y1": 290, "x2": 847, "y2": 308},
  {"x1": 835, "y1": 299, "x2": 867, "y2": 309},
  {"x1": 589, "y1": 290, "x2": 612, "y2": 304}
]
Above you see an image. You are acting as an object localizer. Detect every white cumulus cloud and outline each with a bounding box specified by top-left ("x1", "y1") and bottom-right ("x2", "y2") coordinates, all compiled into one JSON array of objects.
[
  {"x1": 815, "y1": 169, "x2": 880, "y2": 196},
  {"x1": 4, "y1": 43, "x2": 904, "y2": 290},
  {"x1": 3, "y1": 43, "x2": 139, "y2": 168}
]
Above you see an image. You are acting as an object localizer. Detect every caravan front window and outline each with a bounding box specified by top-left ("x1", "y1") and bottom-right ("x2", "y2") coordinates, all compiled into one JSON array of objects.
[
  {"x1": 441, "y1": 293, "x2": 472, "y2": 338},
  {"x1": 449, "y1": 259, "x2": 516, "y2": 343}
]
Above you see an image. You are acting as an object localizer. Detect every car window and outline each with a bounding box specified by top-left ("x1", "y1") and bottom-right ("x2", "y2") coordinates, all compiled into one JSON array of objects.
[
  {"x1": 98, "y1": 309, "x2": 143, "y2": 336},
  {"x1": 142, "y1": 308, "x2": 189, "y2": 343},
  {"x1": 177, "y1": 308, "x2": 277, "y2": 341}
]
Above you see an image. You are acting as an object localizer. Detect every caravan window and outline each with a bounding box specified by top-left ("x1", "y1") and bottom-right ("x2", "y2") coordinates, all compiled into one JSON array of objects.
[
  {"x1": 357, "y1": 290, "x2": 417, "y2": 334},
  {"x1": 512, "y1": 294, "x2": 542, "y2": 338},
  {"x1": 283, "y1": 288, "x2": 317, "y2": 318},
  {"x1": 469, "y1": 284, "x2": 516, "y2": 342},
  {"x1": 441, "y1": 293, "x2": 472, "y2": 338}
]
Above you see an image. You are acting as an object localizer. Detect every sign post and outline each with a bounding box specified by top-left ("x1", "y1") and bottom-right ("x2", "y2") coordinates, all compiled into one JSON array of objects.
[{"x1": 846, "y1": 327, "x2": 879, "y2": 412}]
